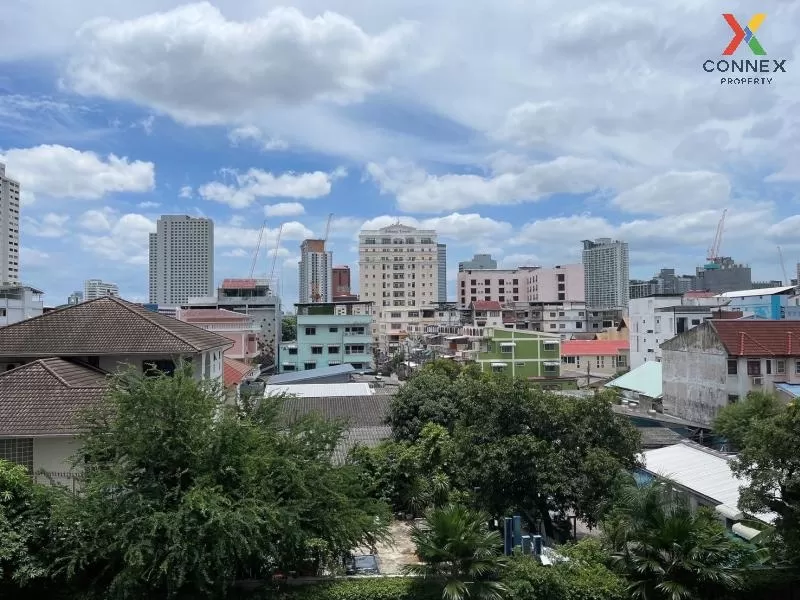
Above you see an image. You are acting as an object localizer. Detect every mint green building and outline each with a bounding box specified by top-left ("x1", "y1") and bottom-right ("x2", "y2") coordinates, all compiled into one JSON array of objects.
[{"x1": 476, "y1": 328, "x2": 565, "y2": 381}]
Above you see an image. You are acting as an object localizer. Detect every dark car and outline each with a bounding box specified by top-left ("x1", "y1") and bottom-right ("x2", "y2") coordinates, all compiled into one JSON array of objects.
[{"x1": 345, "y1": 554, "x2": 380, "y2": 575}]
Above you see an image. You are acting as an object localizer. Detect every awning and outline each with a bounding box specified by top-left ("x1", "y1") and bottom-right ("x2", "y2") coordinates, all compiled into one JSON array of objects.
[
  {"x1": 491, "y1": 362, "x2": 508, "y2": 367},
  {"x1": 500, "y1": 342, "x2": 516, "y2": 347},
  {"x1": 732, "y1": 522, "x2": 761, "y2": 541},
  {"x1": 543, "y1": 361, "x2": 560, "y2": 367},
  {"x1": 716, "y1": 504, "x2": 744, "y2": 521}
]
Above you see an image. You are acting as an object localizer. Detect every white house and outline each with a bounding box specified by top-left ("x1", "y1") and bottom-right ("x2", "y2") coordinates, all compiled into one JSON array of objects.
[
  {"x1": 628, "y1": 294, "x2": 733, "y2": 369},
  {"x1": 0, "y1": 283, "x2": 44, "y2": 326},
  {"x1": 0, "y1": 297, "x2": 232, "y2": 484}
]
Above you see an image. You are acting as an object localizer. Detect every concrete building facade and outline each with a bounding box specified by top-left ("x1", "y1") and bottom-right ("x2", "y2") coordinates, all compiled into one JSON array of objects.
[
  {"x1": 83, "y1": 279, "x2": 119, "y2": 301},
  {"x1": 459, "y1": 253, "x2": 497, "y2": 272},
  {"x1": 279, "y1": 301, "x2": 374, "y2": 372},
  {"x1": 437, "y1": 243, "x2": 447, "y2": 303},
  {"x1": 298, "y1": 239, "x2": 332, "y2": 303},
  {"x1": 628, "y1": 295, "x2": 731, "y2": 370},
  {"x1": 476, "y1": 328, "x2": 565, "y2": 383},
  {"x1": 582, "y1": 238, "x2": 629, "y2": 309},
  {"x1": 0, "y1": 284, "x2": 44, "y2": 326},
  {"x1": 332, "y1": 266, "x2": 355, "y2": 301},
  {"x1": 693, "y1": 258, "x2": 751, "y2": 293},
  {"x1": 149, "y1": 215, "x2": 214, "y2": 306},
  {"x1": 456, "y1": 264, "x2": 584, "y2": 309},
  {"x1": 0, "y1": 163, "x2": 21, "y2": 285},
  {"x1": 358, "y1": 224, "x2": 440, "y2": 350}
]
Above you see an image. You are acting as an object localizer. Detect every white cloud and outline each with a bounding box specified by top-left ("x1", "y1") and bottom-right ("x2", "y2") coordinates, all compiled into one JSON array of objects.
[
  {"x1": 199, "y1": 168, "x2": 341, "y2": 209},
  {"x1": 179, "y1": 186, "x2": 192, "y2": 199},
  {"x1": 221, "y1": 248, "x2": 249, "y2": 258},
  {"x1": 360, "y1": 213, "x2": 512, "y2": 242},
  {"x1": 215, "y1": 221, "x2": 314, "y2": 248},
  {"x1": 78, "y1": 213, "x2": 156, "y2": 265},
  {"x1": 22, "y1": 213, "x2": 69, "y2": 238},
  {"x1": 264, "y1": 202, "x2": 305, "y2": 217},
  {"x1": 611, "y1": 172, "x2": 731, "y2": 216},
  {"x1": 65, "y1": 3, "x2": 418, "y2": 125},
  {"x1": 228, "y1": 126, "x2": 288, "y2": 151},
  {"x1": 137, "y1": 200, "x2": 160, "y2": 208},
  {"x1": 77, "y1": 209, "x2": 112, "y2": 232},
  {"x1": 0, "y1": 144, "x2": 154, "y2": 199},
  {"x1": 20, "y1": 246, "x2": 50, "y2": 267},
  {"x1": 366, "y1": 157, "x2": 634, "y2": 212}
]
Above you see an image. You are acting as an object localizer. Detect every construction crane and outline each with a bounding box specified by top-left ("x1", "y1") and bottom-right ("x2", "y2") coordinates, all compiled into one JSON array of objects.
[
  {"x1": 778, "y1": 245, "x2": 788, "y2": 285},
  {"x1": 269, "y1": 223, "x2": 283, "y2": 289},
  {"x1": 310, "y1": 213, "x2": 334, "y2": 302},
  {"x1": 249, "y1": 220, "x2": 267, "y2": 278},
  {"x1": 705, "y1": 209, "x2": 727, "y2": 269}
]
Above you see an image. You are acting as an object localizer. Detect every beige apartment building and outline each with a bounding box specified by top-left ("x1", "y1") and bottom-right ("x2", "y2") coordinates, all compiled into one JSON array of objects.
[
  {"x1": 456, "y1": 263, "x2": 584, "y2": 309},
  {"x1": 358, "y1": 224, "x2": 440, "y2": 350}
]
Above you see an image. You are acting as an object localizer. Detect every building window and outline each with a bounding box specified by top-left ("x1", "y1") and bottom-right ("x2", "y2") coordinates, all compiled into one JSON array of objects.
[
  {"x1": 617, "y1": 355, "x2": 627, "y2": 367},
  {"x1": 777, "y1": 360, "x2": 786, "y2": 374},
  {"x1": 328, "y1": 345, "x2": 340, "y2": 354},
  {"x1": 746, "y1": 360, "x2": 761, "y2": 376},
  {"x1": 329, "y1": 327, "x2": 338, "y2": 333},
  {"x1": 288, "y1": 347, "x2": 298, "y2": 355},
  {"x1": 727, "y1": 359, "x2": 737, "y2": 375},
  {"x1": 143, "y1": 359, "x2": 176, "y2": 376},
  {"x1": 728, "y1": 394, "x2": 739, "y2": 404},
  {"x1": 283, "y1": 365, "x2": 296, "y2": 371},
  {"x1": 796, "y1": 360, "x2": 800, "y2": 375},
  {"x1": 303, "y1": 362, "x2": 316, "y2": 370},
  {"x1": 305, "y1": 327, "x2": 316, "y2": 335},
  {"x1": 766, "y1": 360, "x2": 772, "y2": 375},
  {"x1": 311, "y1": 346, "x2": 323, "y2": 355},
  {"x1": 0, "y1": 438, "x2": 33, "y2": 472}
]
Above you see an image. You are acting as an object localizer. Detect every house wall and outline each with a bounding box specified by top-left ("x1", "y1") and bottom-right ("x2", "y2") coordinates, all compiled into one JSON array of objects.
[
  {"x1": 561, "y1": 352, "x2": 628, "y2": 376},
  {"x1": 726, "y1": 294, "x2": 797, "y2": 320},
  {"x1": 661, "y1": 326, "x2": 729, "y2": 426},
  {"x1": 726, "y1": 356, "x2": 800, "y2": 401},
  {"x1": 477, "y1": 328, "x2": 561, "y2": 378},
  {"x1": 280, "y1": 313, "x2": 373, "y2": 372},
  {"x1": 33, "y1": 436, "x2": 81, "y2": 488}
]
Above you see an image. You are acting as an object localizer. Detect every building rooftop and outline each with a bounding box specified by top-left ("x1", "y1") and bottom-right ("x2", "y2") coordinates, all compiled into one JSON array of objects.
[
  {"x1": 709, "y1": 320, "x2": 800, "y2": 356},
  {"x1": 179, "y1": 308, "x2": 252, "y2": 322},
  {"x1": 265, "y1": 382, "x2": 374, "y2": 398},
  {"x1": 776, "y1": 383, "x2": 800, "y2": 398},
  {"x1": 561, "y1": 339, "x2": 629, "y2": 356},
  {"x1": 642, "y1": 441, "x2": 776, "y2": 524},
  {"x1": 223, "y1": 357, "x2": 257, "y2": 387},
  {"x1": 606, "y1": 361, "x2": 663, "y2": 399},
  {"x1": 717, "y1": 285, "x2": 797, "y2": 298},
  {"x1": 0, "y1": 296, "x2": 233, "y2": 357},
  {"x1": 470, "y1": 300, "x2": 503, "y2": 311},
  {"x1": 0, "y1": 358, "x2": 109, "y2": 436},
  {"x1": 267, "y1": 363, "x2": 356, "y2": 384},
  {"x1": 278, "y1": 394, "x2": 390, "y2": 428},
  {"x1": 220, "y1": 278, "x2": 264, "y2": 290}
]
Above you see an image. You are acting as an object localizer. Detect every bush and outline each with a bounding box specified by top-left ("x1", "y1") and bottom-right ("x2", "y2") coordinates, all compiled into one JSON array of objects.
[
  {"x1": 277, "y1": 578, "x2": 442, "y2": 600},
  {"x1": 503, "y1": 555, "x2": 627, "y2": 600}
]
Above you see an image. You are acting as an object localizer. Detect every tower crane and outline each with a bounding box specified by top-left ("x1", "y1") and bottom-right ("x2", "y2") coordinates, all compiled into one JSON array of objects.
[
  {"x1": 778, "y1": 245, "x2": 788, "y2": 285},
  {"x1": 269, "y1": 223, "x2": 283, "y2": 289},
  {"x1": 705, "y1": 209, "x2": 727, "y2": 269},
  {"x1": 249, "y1": 220, "x2": 267, "y2": 278}
]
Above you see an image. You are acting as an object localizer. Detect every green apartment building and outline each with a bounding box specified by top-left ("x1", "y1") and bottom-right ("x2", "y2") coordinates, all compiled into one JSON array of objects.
[{"x1": 477, "y1": 328, "x2": 573, "y2": 387}]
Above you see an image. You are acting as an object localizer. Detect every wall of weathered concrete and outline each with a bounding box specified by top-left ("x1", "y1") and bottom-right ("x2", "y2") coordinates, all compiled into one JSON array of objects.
[{"x1": 662, "y1": 324, "x2": 728, "y2": 426}]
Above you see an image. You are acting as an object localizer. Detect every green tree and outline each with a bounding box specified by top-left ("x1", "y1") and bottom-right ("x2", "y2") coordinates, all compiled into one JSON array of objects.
[
  {"x1": 53, "y1": 366, "x2": 388, "y2": 599},
  {"x1": 281, "y1": 315, "x2": 297, "y2": 341},
  {"x1": 406, "y1": 504, "x2": 507, "y2": 600},
  {"x1": 388, "y1": 369, "x2": 466, "y2": 442},
  {"x1": 716, "y1": 395, "x2": 800, "y2": 566},
  {"x1": 603, "y1": 483, "x2": 752, "y2": 600}
]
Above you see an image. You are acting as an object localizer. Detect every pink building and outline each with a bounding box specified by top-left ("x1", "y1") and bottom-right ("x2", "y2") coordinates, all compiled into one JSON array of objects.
[
  {"x1": 457, "y1": 264, "x2": 584, "y2": 309},
  {"x1": 178, "y1": 308, "x2": 260, "y2": 360}
]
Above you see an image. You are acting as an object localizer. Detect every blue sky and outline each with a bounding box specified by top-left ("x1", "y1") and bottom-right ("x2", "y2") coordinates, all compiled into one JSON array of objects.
[{"x1": 1, "y1": 0, "x2": 799, "y2": 307}]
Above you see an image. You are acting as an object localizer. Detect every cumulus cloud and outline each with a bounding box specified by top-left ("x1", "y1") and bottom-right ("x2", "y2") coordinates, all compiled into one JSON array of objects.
[
  {"x1": 22, "y1": 213, "x2": 70, "y2": 238},
  {"x1": 264, "y1": 202, "x2": 305, "y2": 217},
  {"x1": 360, "y1": 213, "x2": 512, "y2": 242},
  {"x1": 77, "y1": 209, "x2": 112, "y2": 232},
  {"x1": 64, "y1": 3, "x2": 418, "y2": 124},
  {"x1": 199, "y1": 168, "x2": 342, "y2": 209},
  {"x1": 0, "y1": 144, "x2": 155, "y2": 199},
  {"x1": 78, "y1": 213, "x2": 156, "y2": 265},
  {"x1": 228, "y1": 126, "x2": 288, "y2": 151},
  {"x1": 611, "y1": 172, "x2": 731, "y2": 216}
]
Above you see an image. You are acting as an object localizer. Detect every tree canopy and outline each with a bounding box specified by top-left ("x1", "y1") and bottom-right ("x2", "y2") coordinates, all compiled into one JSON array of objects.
[{"x1": 51, "y1": 366, "x2": 388, "y2": 599}]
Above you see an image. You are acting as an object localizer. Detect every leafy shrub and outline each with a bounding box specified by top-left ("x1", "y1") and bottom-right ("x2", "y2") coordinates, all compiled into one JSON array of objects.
[
  {"x1": 503, "y1": 554, "x2": 627, "y2": 600},
  {"x1": 277, "y1": 578, "x2": 442, "y2": 600}
]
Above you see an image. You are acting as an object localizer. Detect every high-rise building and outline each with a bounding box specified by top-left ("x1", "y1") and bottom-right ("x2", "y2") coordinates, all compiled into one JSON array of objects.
[
  {"x1": 582, "y1": 238, "x2": 629, "y2": 310},
  {"x1": 67, "y1": 291, "x2": 84, "y2": 305},
  {"x1": 0, "y1": 163, "x2": 21, "y2": 284},
  {"x1": 84, "y1": 279, "x2": 120, "y2": 301},
  {"x1": 148, "y1": 215, "x2": 214, "y2": 306},
  {"x1": 298, "y1": 239, "x2": 332, "y2": 303},
  {"x1": 459, "y1": 253, "x2": 497, "y2": 271},
  {"x1": 437, "y1": 243, "x2": 447, "y2": 303},
  {"x1": 332, "y1": 265, "x2": 358, "y2": 301},
  {"x1": 358, "y1": 223, "x2": 440, "y2": 349},
  {"x1": 692, "y1": 257, "x2": 751, "y2": 294}
]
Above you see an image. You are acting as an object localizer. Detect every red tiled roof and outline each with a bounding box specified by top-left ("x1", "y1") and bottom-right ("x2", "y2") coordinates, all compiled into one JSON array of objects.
[
  {"x1": 221, "y1": 278, "x2": 258, "y2": 289},
  {"x1": 223, "y1": 357, "x2": 256, "y2": 387},
  {"x1": 560, "y1": 339, "x2": 630, "y2": 356},
  {"x1": 471, "y1": 301, "x2": 502, "y2": 311},
  {"x1": 710, "y1": 320, "x2": 800, "y2": 356},
  {"x1": 180, "y1": 308, "x2": 251, "y2": 323}
]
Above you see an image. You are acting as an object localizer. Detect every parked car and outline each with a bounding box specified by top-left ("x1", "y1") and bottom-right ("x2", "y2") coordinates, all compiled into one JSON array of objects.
[{"x1": 345, "y1": 554, "x2": 380, "y2": 575}]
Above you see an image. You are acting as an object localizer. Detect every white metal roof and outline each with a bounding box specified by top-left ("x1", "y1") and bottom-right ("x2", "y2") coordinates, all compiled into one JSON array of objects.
[
  {"x1": 717, "y1": 285, "x2": 796, "y2": 298},
  {"x1": 642, "y1": 442, "x2": 776, "y2": 524},
  {"x1": 264, "y1": 382, "x2": 374, "y2": 398}
]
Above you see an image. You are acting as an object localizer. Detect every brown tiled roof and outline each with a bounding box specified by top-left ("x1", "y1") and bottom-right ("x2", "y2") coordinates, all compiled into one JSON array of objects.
[
  {"x1": 710, "y1": 320, "x2": 800, "y2": 356},
  {"x1": 0, "y1": 358, "x2": 109, "y2": 436},
  {"x1": 471, "y1": 300, "x2": 503, "y2": 311},
  {"x1": 0, "y1": 297, "x2": 233, "y2": 357},
  {"x1": 224, "y1": 357, "x2": 256, "y2": 387},
  {"x1": 277, "y1": 395, "x2": 391, "y2": 427}
]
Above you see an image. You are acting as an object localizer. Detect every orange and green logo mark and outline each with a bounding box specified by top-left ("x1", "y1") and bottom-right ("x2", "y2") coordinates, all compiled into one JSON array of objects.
[{"x1": 722, "y1": 13, "x2": 766, "y2": 55}]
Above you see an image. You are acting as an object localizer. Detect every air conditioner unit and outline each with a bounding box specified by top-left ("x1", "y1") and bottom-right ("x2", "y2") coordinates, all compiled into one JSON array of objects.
[{"x1": 752, "y1": 376, "x2": 763, "y2": 385}]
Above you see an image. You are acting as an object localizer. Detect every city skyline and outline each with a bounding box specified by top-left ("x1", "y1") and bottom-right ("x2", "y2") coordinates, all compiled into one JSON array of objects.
[{"x1": 0, "y1": 1, "x2": 798, "y2": 307}]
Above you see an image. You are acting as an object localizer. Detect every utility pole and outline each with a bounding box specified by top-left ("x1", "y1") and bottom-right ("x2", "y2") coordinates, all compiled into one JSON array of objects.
[{"x1": 586, "y1": 361, "x2": 591, "y2": 388}]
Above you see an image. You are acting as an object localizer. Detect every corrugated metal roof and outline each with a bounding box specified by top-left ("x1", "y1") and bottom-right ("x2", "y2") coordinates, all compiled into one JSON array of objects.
[
  {"x1": 718, "y1": 285, "x2": 796, "y2": 298},
  {"x1": 777, "y1": 383, "x2": 800, "y2": 398},
  {"x1": 642, "y1": 442, "x2": 776, "y2": 524},
  {"x1": 267, "y1": 363, "x2": 356, "y2": 384},
  {"x1": 265, "y1": 383, "x2": 373, "y2": 398},
  {"x1": 606, "y1": 361, "x2": 663, "y2": 399}
]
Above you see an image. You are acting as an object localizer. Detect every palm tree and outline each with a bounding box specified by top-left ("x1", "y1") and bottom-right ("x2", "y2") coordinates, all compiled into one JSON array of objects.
[
  {"x1": 603, "y1": 483, "x2": 754, "y2": 600},
  {"x1": 405, "y1": 504, "x2": 508, "y2": 600}
]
